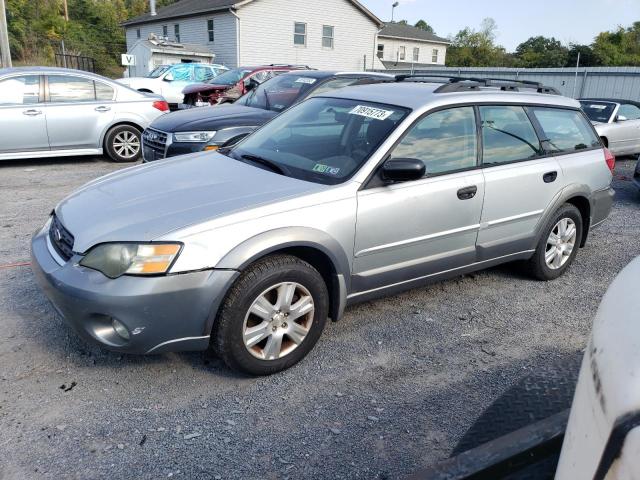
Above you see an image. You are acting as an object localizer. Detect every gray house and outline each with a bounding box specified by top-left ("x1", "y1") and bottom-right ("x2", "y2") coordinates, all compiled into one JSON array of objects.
[
  {"x1": 376, "y1": 22, "x2": 450, "y2": 69},
  {"x1": 123, "y1": 0, "x2": 385, "y2": 72}
]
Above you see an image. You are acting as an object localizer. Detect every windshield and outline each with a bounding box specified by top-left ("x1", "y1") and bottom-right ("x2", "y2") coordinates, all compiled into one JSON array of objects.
[
  {"x1": 147, "y1": 66, "x2": 171, "y2": 78},
  {"x1": 580, "y1": 101, "x2": 616, "y2": 123},
  {"x1": 208, "y1": 68, "x2": 253, "y2": 85},
  {"x1": 227, "y1": 97, "x2": 409, "y2": 185},
  {"x1": 236, "y1": 74, "x2": 320, "y2": 112}
]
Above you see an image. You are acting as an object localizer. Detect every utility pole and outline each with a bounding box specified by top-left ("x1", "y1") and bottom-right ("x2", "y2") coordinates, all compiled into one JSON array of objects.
[
  {"x1": 63, "y1": 0, "x2": 69, "y2": 21},
  {"x1": 0, "y1": 0, "x2": 11, "y2": 68},
  {"x1": 61, "y1": 0, "x2": 68, "y2": 67},
  {"x1": 572, "y1": 51, "x2": 581, "y2": 99},
  {"x1": 391, "y1": 2, "x2": 399, "y2": 22}
]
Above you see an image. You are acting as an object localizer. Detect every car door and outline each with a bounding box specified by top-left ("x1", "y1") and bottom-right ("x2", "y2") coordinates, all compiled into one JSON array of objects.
[
  {"x1": 476, "y1": 105, "x2": 563, "y2": 260},
  {"x1": 0, "y1": 74, "x2": 49, "y2": 155},
  {"x1": 612, "y1": 103, "x2": 640, "y2": 154},
  {"x1": 353, "y1": 106, "x2": 485, "y2": 294},
  {"x1": 45, "y1": 74, "x2": 114, "y2": 150},
  {"x1": 161, "y1": 64, "x2": 194, "y2": 104}
]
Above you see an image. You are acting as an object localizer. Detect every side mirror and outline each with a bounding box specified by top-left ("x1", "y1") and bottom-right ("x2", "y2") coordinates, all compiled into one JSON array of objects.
[
  {"x1": 163, "y1": 72, "x2": 174, "y2": 82},
  {"x1": 381, "y1": 158, "x2": 425, "y2": 182},
  {"x1": 615, "y1": 115, "x2": 628, "y2": 122}
]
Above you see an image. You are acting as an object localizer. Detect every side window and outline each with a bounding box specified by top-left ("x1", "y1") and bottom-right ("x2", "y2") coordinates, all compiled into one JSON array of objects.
[
  {"x1": 95, "y1": 82, "x2": 114, "y2": 101},
  {"x1": 194, "y1": 66, "x2": 215, "y2": 82},
  {"x1": 48, "y1": 76, "x2": 95, "y2": 103},
  {"x1": 0, "y1": 75, "x2": 40, "y2": 105},
  {"x1": 170, "y1": 65, "x2": 192, "y2": 81},
  {"x1": 618, "y1": 104, "x2": 640, "y2": 121},
  {"x1": 391, "y1": 106, "x2": 477, "y2": 176},
  {"x1": 251, "y1": 71, "x2": 271, "y2": 83},
  {"x1": 532, "y1": 107, "x2": 600, "y2": 153},
  {"x1": 480, "y1": 106, "x2": 542, "y2": 165}
]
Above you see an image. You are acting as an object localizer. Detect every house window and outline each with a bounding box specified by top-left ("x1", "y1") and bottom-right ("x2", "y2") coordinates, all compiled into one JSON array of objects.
[
  {"x1": 136, "y1": 28, "x2": 141, "y2": 39},
  {"x1": 162, "y1": 25, "x2": 168, "y2": 38},
  {"x1": 174, "y1": 24, "x2": 180, "y2": 42},
  {"x1": 413, "y1": 47, "x2": 420, "y2": 62},
  {"x1": 432, "y1": 48, "x2": 439, "y2": 63},
  {"x1": 377, "y1": 44, "x2": 384, "y2": 58},
  {"x1": 207, "y1": 19, "x2": 214, "y2": 42},
  {"x1": 322, "y1": 25, "x2": 334, "y2": 48},
  {"x1": 399, "y1": 46, "x2": 406, "y2": 61},
  {"x1": 294, "y1": 22, "x2": 306, "y2": 46}
]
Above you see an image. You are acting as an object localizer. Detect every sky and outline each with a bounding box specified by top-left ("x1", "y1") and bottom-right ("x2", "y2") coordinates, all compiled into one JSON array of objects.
[{"x1": 359, "y1": 0, "x2": 639, "y2": 51}]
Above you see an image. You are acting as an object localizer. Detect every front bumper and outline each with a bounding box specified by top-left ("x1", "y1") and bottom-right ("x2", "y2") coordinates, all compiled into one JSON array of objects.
[
  {"x1": 591, "y1": 186, "x2": 615, "y2": 227},
  {"x1": 30, "y1": 225, "x2": 238, "y2": 354}
]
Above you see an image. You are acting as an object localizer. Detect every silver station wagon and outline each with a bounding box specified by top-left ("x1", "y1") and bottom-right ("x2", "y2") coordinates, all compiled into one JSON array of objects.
[{"x1": 31, "y1": 77, "x2": 615, "y2": 375}]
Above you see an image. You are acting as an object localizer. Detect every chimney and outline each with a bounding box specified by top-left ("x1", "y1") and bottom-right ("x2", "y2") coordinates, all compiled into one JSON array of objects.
[{"x1": 150, "y1": 0, "x2": 157, "y2": 16}]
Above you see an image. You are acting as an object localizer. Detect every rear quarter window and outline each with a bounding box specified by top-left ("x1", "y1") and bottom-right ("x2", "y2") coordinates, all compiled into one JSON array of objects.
[{"x1": 531, "y1": 107, "x2": 600, "y2": 153}]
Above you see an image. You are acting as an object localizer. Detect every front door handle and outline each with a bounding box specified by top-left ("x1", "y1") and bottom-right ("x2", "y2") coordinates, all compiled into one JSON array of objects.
[
  {"x1": 95, "y1": 106, "x2": 111, "y2": 112},
  {"x1": 23, "y1": 109, "x2": 42, "y2": 116},
  {"x1": 543, "y1": 171, "x2": 558, "y2": 183},
  {"x1": 457, "y1": 185, "x2": 478, "y2": 200}
]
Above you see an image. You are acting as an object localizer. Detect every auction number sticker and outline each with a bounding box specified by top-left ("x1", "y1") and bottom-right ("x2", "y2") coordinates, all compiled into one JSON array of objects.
[
  {"x1": 295, "y1": 77, "x2": 317, "y2": 84},
  {"x1": 312, "y1": 164, "x2": 341, "y2": 175},
  {"x1": 349, "y1": 105, "x2": 394, "y2": 121}
]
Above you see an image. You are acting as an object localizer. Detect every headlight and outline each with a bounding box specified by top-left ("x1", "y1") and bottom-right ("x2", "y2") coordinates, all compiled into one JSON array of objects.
[
  {"x1": 79, "y1": 243, "x2": 182, "y2": 279},
  {"x1": 173, "y1": 131, "x2": 216, "y2": 143}
]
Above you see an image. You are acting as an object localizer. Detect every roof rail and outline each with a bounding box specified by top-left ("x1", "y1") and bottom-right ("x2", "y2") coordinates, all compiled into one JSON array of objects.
[{"x1": 395, "y1": 74, "x2": 560, "y2": 95}]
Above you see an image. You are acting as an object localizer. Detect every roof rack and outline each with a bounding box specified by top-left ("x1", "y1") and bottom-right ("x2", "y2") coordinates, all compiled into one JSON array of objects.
[{"x1": 394, "y1": 74, "x2": 560, "y2": 95}]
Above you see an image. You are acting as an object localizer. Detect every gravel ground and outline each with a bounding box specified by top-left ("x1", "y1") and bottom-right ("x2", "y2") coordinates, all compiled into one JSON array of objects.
[{"x1": 1, "y1": 156, "x2": 639, "y2": 480}]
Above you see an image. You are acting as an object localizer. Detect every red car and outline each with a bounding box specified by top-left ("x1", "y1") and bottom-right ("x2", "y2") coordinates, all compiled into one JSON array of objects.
[{"x1": 181, "y1": 64, "x2": 311, "y2": 107}]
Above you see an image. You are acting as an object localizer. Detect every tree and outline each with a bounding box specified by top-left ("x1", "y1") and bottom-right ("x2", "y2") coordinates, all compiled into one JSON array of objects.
[
  {"x1": 566, "y1": 44, "x2": 600, "y2": 67},
  {"x1": 514, "y1": 36, "x2": 569, "y2": 68},
  {"x1": 414, "y1": 19, "x2": 434, "y2": 34},
  {"x1": 592, "y1": 22, "x2": 640, "y2": 66},
  {"x1": 446, "y1": 18, "x2": 514, "y2": 67}
]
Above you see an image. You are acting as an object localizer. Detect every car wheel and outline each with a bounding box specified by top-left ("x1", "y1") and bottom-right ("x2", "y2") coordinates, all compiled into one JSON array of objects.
[
  {"x1": 527, "y1": 204, "x2": 583, "y2": 281},
  {"x1": 105, "y1": 125, "x2": 142, "y2": 163},
  {"x1": 212, "y1": 254, "x2": 329, "y2": 375}
]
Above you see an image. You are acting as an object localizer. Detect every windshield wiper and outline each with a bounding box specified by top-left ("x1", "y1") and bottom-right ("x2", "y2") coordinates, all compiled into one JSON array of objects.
[{"x1": 240, "y1": 154, "x2": 289, "y2": 175}]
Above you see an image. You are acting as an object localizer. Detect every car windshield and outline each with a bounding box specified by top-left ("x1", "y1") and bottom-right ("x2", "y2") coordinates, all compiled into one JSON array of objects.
[
  {"x1": 580, "y1": 101, "x2": 617, "y2": 123},
  {"x1": 208, "y1": 68, "x2": 253, "y2": 85},
  {"x1": 236, "y1": 74, "x2": 320, "y2": 112},
  {"x1": 226, "y1": 97, "x2": 409, "y2": 185},
  {"x1": 147, "y1": 66, "x2": 171, "y2": 78}
]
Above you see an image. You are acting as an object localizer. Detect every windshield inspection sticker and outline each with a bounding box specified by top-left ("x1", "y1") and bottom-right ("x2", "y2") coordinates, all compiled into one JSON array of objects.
[
  {"x1": 295, "y1": 77, "x2": 317, "y2": 85},
  {"x1": 349, "y1": 105, "x2": 394, "y2": 121},
  {"x1": 313, "y1": 164, "x2": 341, "y2": 175}
]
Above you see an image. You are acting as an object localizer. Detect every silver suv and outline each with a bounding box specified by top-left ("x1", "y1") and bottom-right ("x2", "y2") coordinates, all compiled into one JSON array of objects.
[{"x1": 31, "y1": 77, "x2": 615, "y2": 375}]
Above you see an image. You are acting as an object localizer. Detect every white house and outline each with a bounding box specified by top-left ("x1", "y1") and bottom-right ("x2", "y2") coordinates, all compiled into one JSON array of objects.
[
  {"x1": 376, "y1": 22, "x2": 450, "y2": 69},
  {"x1": 122, "y1": 0, "x2": 385, "y2": 72},
  {"x1": 126, "y1": 37, "x2": 216, "y2": 77}
]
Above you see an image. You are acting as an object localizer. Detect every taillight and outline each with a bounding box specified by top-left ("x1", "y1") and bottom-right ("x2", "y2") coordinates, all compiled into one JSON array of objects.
[
  {"x1": 152, "y1": 100, "x2": 169, "y2": 112},
  {"x1": 604, "y1": 147, "x2": 615, "y2": 173}
]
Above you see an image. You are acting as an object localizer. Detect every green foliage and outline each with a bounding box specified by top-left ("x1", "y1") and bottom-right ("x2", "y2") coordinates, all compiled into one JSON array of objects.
[
  {"x1": 593, "y1": 22, "x2": 640, "y2": 66},
  {"x1": 567, "y1": 44, "x2": 600, "y2": 67},
  {"x1": 5, "y1": 0, "x2": 177, "y2": 76},
  {"x1": 514, "y1": 36, "x2": 568, "y2": 67},
  {"x1": 414, "y1": 19, "x2": 434, "y2": 34},
  {"x1": 446, "y1": 18, "x2": 516, "y2": 67}
]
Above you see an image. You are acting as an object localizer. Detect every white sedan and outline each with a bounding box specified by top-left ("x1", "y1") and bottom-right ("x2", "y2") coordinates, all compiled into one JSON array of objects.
[{"x1": 117, "y1": 63, "x2": 228, "y2": 107}]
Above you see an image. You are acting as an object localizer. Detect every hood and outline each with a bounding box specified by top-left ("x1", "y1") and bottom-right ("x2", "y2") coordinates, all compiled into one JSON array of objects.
[
  {"x1": 182, "y1": 83, "x2": 231, "y2": 95},
  {"x1": 56, "y1": 153, "x2": 325, "y2": 253},
  {"x1": 150, "y1": 105, "x2": 277, "y2": 132}
]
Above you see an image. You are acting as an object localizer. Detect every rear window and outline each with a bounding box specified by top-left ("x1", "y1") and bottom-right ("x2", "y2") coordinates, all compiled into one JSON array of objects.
[{"x1": 531, "y1": 108, "x2": 600, "y2": 153}]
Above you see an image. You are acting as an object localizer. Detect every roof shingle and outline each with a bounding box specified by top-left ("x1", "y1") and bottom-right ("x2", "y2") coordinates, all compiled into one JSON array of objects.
[{"x1": 379, "y1": 22, "x2": 450, "y2": 44}]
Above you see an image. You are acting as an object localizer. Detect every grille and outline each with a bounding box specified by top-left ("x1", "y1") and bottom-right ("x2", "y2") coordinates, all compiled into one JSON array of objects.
[
  {"x1": 49, "y1": 214, "x2": 75, "y2": 261},
  {"x1": 142, "y1": 128, "x2": 168, "y2": 157}
]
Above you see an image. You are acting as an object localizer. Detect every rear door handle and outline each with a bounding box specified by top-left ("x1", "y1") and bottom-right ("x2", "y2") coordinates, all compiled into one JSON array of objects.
[
  {"x1": 457, "y1": 185, "x2": 478, "y2": 200},
  {"x1": 543, "y1": 171, "x2": 558, "y2": 183},
  {"x1": 95, "y1": 106, "x2": 111, "y2": 112},
  {"x1": 23, "y1": 109, "x2": 42, "y2": 116}
]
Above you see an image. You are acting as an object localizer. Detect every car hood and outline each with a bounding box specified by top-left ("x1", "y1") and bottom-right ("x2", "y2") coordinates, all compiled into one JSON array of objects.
[
  {"x1": 150, "y1": 105, "x2": 277, "y2": 132},
  {"x1": 182, "y1": 83, "x2": 231, "y2": 95},
  {"x1": 55, "y1": 153, "x2": 326, "y2": 253}
]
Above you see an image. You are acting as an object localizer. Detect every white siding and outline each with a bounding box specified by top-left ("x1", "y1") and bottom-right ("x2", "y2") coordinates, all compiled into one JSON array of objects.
[
  {"x1": 237, "y1": 0, "x2": 379, "y2": 70},
  {"x1": 125, "y1": 12, "x2": 238, "y2": 68},
  {"x1": 376, "y1": 36, "x2": 448, "y2": 66}
]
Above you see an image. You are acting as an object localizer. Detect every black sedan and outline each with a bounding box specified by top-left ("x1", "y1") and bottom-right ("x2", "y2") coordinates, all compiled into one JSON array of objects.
[{"x1": 141, "y1": 70, "x2": 392, "y2": 162}]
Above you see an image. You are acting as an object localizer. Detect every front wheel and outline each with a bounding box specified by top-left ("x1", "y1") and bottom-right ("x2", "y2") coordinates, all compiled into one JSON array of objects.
[
  {"x1": 212, "y1": 255, "x2": 329, "y2": 375},
  {"x1": 104, "y1": 125, "x2": 142, "y2": 163},
  {"x1": 527, "y1": 204, "x2": 583, "y2": 281}
]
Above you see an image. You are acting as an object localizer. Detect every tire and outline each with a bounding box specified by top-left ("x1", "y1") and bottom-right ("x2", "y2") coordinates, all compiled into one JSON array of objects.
[
  {"x1": 212, "y1": 254, "x2": 329, "y2": 375},
  {"x1": 527, "y1": 204, "x2": 583, "y2": 281},
  {"x1": 104, "y1": 125, "x2": 142, "y2": 163}
]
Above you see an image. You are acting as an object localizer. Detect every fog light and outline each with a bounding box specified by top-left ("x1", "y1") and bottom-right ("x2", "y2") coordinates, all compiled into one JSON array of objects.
[
  {"x1": 112, "y1": 318, "x2": 130, "y2": 340},
  {"x1": 203, "y1": 145, "x2": 219, "y2": 151}
]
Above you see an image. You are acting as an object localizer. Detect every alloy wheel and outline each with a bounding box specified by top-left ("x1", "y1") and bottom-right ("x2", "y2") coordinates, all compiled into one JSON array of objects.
[
  {"x1": 545, "y1": 218, "x2": 577, "y2": 270},
  {"x1": 112, "y1": 131, "x2": 140, "y2": 159}
]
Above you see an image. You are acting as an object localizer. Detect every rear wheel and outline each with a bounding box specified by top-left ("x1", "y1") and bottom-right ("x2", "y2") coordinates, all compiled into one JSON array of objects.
[
  {"x1": 527, "y1": 204, "x2": 583, "y2": 281},
  {"x1": 104, "y1": 125, "x2": 142, "y2": 163},
  {"x1": 212, "y1": 255, "x2": 329, "y2": 375}
]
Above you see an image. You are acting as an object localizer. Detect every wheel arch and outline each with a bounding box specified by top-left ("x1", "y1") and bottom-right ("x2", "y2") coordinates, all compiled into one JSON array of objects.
[
  {"x1": 565, "y1": 195, "x2": 591, "y2": 247},
  {"x1": 534, "y1": 187, "x2": 593, "y2": 250},
  {"x1": 101, "y1": 121, "x2": 144, "y2": 149},
  {"x1": 214, "y1": 228, "x2": 351, "y2": 324},
  {"x1": 600, "y1": 136, "x2": 609, "y2": 148}
]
